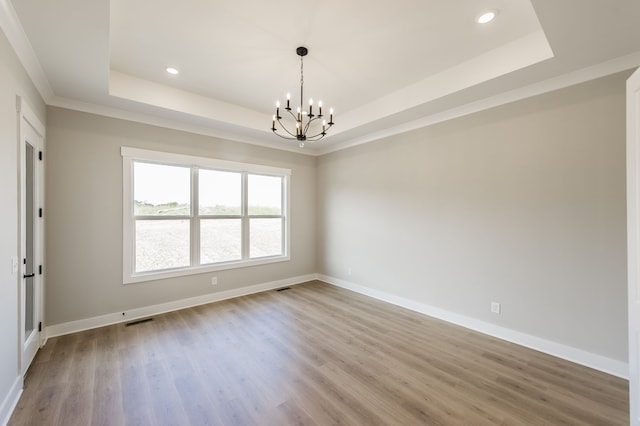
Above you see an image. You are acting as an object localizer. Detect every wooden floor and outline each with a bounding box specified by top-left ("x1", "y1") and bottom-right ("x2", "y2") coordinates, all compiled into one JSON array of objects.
[{"x1": 10, "y1": 281, "x2": 628, "y2": 425}]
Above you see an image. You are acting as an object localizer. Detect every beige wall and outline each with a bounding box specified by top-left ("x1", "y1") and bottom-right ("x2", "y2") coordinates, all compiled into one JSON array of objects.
[
  {"x1": 317, "y1": 71, "x2": 630, "y2": 362},
  {"x1": 0, "y1": 28, "x2": 45, "y2": 420},
  {"x1": 45, "y1": 107, "x2": 316, "y2": 326}
]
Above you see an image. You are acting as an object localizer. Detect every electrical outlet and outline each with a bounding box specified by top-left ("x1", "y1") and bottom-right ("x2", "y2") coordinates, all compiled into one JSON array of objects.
[
  {"x1": 11, "y1": 257, "x2": 18, "y2": 274},
  {"x1": 347, "y1": 267, "x2": 352, "y2": 276},
  {"x1": 491, "y1": 302, "x2": 501, "y2": 314},
  {"x1": 211, "y1": 276, "x2": 218, "y2": 285}
]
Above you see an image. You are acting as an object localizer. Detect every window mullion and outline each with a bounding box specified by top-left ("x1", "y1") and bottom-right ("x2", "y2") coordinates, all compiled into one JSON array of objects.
[
  {"x1": 281, "y1": 175, "x2": 286, "y2": 256},
  {"x1": 241, "y1": 172, "x2": 249, "y2": 260},
  {"x1": 192, "y1": 167, "x2": 200, "y2": 267}
]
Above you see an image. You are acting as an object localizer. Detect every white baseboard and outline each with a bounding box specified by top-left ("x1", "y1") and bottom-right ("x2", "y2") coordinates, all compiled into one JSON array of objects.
[
  {"x1": 43, "y1": 272, "x2": 628, "y2": 379},
  {"x1": 0, "y1": 376, "x2": 22, "y2": 426},
  {"x1": 318, "y1": 274, "x2": 629, "y2": 379},
  {"x1": 46, "y1": 274, "x2": 316, "y2": 338}
]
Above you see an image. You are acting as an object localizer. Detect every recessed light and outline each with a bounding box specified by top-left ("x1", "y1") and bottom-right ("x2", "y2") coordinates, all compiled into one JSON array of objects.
[
  {"x1": 165, "y1": 67, "x2": 179, "y2": 75},
  {"x1": 477, "y1": 10, "x2": 498, "y2": 24}
]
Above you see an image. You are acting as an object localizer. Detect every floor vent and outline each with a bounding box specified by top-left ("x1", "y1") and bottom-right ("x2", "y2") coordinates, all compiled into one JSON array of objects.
[
  {"x1": 125, "y1": 317, "x2": 153, "y2": 327},
  {"x1": 276, "y1": 287, "x2": 291, "y2": 292}
]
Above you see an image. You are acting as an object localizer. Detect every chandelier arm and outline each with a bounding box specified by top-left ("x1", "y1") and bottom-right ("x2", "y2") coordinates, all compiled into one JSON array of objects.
[
  {"x1": 288, "y1": 108, "x2": 304, "y2": 138},
  {"x1": 284, "y1": 108, "x2": 299, "y2": 122},
  {"x1": 307, "y1": 115, "x2": 330, "y2": 127},
  {"x1": 305, "y1": 128, "x2": 330, "y2": 140},
  {"x1": 305, "y1": 124, "x2": 334, "y2": 140},
  {"x1": 302, "y1": 116, "x2": 313, "y2": 135},
  {"x1": 275, "y1": 124, "x2": 298, "y2": 139},
  {"x1": 272, "y1": 132, "x2": 298, "y2": 141},
  {"x1": 276, "y1": 115, "x2": 300, "y2": 138},
  {"x1": 304, "y1": 133, "x2": 327, "y2": 142},
  {"x1": 301, "y1": 115, "x2": 332, "y2": 137}
]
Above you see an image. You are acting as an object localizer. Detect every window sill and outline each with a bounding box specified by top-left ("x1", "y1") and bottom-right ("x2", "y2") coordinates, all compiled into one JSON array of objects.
[{"x1": 123, "y1": 255, "x2": 290, "y2": 284}]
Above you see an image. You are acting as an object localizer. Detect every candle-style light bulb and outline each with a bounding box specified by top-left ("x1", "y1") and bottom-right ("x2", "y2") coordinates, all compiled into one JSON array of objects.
[
  {"x1": 329, "y1": 108, "x2": 334, "y2": 123},
  {"x1": 309, "y1": 98, "x2": 313, "y2": 116},
  {"x1": 318, "y1": 101, "x2": 323, "y2": 116},
  {"x1": 286, "y1": 93, "x2": 291, "y2": 109}
]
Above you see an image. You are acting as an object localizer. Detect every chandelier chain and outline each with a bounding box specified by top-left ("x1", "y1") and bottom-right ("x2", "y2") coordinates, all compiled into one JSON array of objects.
[{"x1": 300, "y1": 54, "x2": 304, "y2": 109}]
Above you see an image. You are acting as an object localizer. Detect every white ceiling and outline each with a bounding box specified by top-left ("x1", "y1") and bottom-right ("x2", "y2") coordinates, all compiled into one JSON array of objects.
[{"x1": 4, "y1": 0, "x2": 640, "y2": 154}]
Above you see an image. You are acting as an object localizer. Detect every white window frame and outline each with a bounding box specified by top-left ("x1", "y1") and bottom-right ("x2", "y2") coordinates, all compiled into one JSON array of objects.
[{"x1": 122, "y1": 147, "x2": 291, "y2": 284}]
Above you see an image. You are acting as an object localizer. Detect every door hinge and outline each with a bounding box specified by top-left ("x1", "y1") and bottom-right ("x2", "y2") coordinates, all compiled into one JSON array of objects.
[
  {"x1": 38, "y1": 208, "x2": 43, "y2": 218},
  {"x1": 39, "y1": 265, "x2": 42, "y2": 275},
  {"x1": 38, "y1": 151, "x2": 43, "y2": 161},
  {"x1": 38, "y1": 322, "x2": 42, "y2": 332}
]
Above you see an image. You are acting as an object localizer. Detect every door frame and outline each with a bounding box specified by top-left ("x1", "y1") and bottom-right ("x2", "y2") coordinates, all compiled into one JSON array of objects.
[
  {"x1": 627, "y1": 67, "x2": 640, "y2": 426},
  {"x1": 17, "y1": 96, "x2": 45, "y2": 375}
]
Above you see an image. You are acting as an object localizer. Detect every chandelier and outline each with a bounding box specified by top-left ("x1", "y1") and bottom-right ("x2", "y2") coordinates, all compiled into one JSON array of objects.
[{"x1": 271, "y1": 46, "x2": 334, "y2": 147}]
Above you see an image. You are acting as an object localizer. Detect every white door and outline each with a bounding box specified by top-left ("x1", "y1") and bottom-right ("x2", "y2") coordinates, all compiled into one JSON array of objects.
[
  {"x1": 19, "y1": 98, "x2": 45, "y2": 375},
  {"x1": 628, "y1": 66, "x2": 640, "y2": 426}
]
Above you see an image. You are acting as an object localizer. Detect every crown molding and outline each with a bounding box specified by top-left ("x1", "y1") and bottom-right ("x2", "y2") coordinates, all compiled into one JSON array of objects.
[
  {"x1": 0, "y1": 0, "x2": 54, "y2": 101},
  {"x1": 36, "y1": 50, "x2": 640, "y2": 158},
  {"x1": 48, "y1": 95, "x2": 313, "y2": 156},
  {"x1": 315, "y1": 51, "x2": 640, "y2": 156},
  {"x1": 49, "y1": 46, "x2": 640, "y2": 158}
]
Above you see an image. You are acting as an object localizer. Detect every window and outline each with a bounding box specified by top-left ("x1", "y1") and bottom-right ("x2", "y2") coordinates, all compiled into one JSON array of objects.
[{"x1": 122, "y1": 147, "x2": 290, "y2": 284}]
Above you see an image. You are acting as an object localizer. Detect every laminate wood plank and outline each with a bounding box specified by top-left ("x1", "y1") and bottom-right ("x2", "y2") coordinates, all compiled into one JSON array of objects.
[
  {"x1": 262, "y1": 399, "x2": 318, "y2": 426},
  {"x1": 119, "y1": 346, "x2": 155, "y2": 426},
  {"x1": 9, "y1": 280, "x2": 629, "y2": 425},
  {"x1": 91, "y1": 339, "x2": 125, "y2": 426},
  {"x1": 7, "y1": 357, "x2": 45, "y2": 423},
  {"x1": 55, "y1": 332, "x2": 97, "y2": 426},
  {"x1": 143, "y1": 359, "x2": 191, "y2": 425}
]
